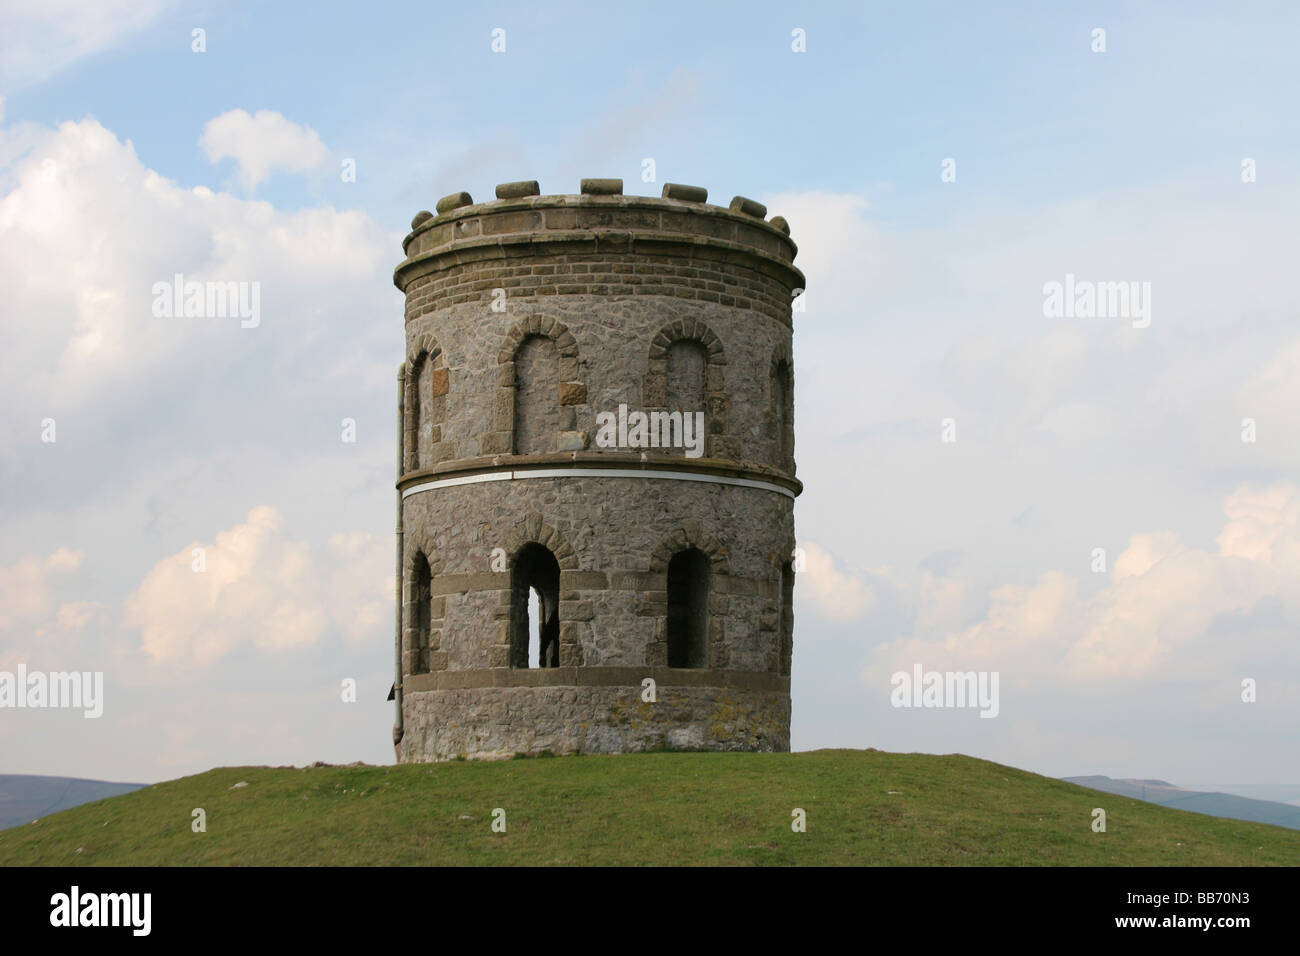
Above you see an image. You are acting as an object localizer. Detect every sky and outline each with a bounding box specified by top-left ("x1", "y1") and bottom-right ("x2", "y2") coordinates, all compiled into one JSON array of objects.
[{"x1": 1, "y1": 1, "x2": 1297, "y2": 785}]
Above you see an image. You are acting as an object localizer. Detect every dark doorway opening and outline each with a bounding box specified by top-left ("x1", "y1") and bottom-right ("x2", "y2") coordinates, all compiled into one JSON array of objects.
[{"x1": 667, "y1": 548, "x2": 709, "y2": 668}]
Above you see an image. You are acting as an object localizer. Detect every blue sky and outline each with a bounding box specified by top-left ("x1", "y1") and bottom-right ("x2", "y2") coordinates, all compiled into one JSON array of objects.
[
  {"x1": 15, "y1": 3, "x2": 1296, "y2": 221},
  {"x1": 2, "y1": 1, "x2": 1298, "y2": 786}
]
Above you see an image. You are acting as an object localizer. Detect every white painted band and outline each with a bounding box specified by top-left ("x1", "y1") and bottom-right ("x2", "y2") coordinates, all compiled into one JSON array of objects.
[{"x1": 401, "y1": 467, "x2": 796, "y2": 500}]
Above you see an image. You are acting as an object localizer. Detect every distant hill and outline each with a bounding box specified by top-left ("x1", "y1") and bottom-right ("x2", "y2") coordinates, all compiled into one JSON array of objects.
[
  {"x1": 1186, "y1": 783, "x2": 1300, "y2": 807},
  {"x1": 1, "y1": 751, "x2": 1298, "y2": 865},
  {"x1": 0, "y1": 775, "x2": 146, "y2": 831},
  {"x1": 1063, "y1": 775, "x2": 1300, "y2": 831}
]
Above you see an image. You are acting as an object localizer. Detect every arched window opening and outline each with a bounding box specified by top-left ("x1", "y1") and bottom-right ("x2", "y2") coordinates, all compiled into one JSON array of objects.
[
  {"x1": 773, "y1": 359, "x2": 793, "y2": 465},
  {"x1": 406, "y1": 349, "x2": 447, "y2": 472},
  {"x1": 665, "y1": 340, "x2": 708, "y2": 458},
  {"x1": 666, "y1": 548, "x2": 709, "y2": 668},
  {"x1": 667, "y1": 340, "x2": 707, "y2": 412},
  {"x1": 410, "y1": 552, "x2": 432, "y2": 674},
  {"x1": 511, "y1": 543, "x2": 560, "y2": 668},
  {"x1": 514, "y1": 335, "x2": 558, "y2": 455},
  {"x1": 407, "y1": 355, "x2": 426, "y2": 472}
]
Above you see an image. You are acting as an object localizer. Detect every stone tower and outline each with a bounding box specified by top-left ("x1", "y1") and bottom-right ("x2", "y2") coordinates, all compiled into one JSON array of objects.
[{"x1": 391, "y1": 178, "x2": 802, "y2": 761}]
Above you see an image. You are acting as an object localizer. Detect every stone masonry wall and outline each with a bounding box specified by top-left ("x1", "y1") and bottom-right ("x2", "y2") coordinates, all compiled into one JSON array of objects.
[
  {"x1": 402, "y1": 293, "x2": 794, "y2": 471},
  {"x1": 401, "y1": 477, "x2": 795, "y2": 674},
  {"x1": 402, "y1": 683, "x2": 790, "y2": 762}
]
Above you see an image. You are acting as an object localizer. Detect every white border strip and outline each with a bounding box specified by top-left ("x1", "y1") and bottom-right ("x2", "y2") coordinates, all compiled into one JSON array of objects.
[{"x1": 402, "y1": 467, "x2": 796, "y2": 499}]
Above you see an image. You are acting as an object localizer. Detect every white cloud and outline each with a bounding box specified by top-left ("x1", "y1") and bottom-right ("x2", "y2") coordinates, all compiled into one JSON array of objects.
[
  {"x1": 759, "y1": 190, "x2": 906, "y2": 318},
  {"x1": 1111, "y1": 531, "x2": 1185, "y2": 580},
  {"x1": 324, "y1": 531, "x2": 394, "y2": 645},
  {"x1": 865, "y1": 483, "x2": 1300, "y2": 685},
  {"x1": 0, "y1": 0, "x2": 174, "y2": 91},
  {"x1": 122, "y1": 507, "x2": 391, "y2": 670},
  {"x1": 0, "y1": 547, "x2": 83, "y2": 630},
  {"x1": 0, "y1": 547, "x2": 105, "y2": 673},
  {"x1": 199, "y1": 109, "x2": 329, "y2": 191},
  {"x1": 0, "y1": 117, "x2": 390, "y2": 463},
  {"x1": 797, "y1": 541, "x2": 880, "y2": 624}
]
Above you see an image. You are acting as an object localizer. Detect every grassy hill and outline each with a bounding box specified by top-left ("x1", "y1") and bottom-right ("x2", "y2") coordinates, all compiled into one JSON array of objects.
[{"x1": 1, "y1": 749, "x2": 1296, "y2": 866}]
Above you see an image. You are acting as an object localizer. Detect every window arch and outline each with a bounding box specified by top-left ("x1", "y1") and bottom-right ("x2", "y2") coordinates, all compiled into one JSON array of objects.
[
  {"x1": 666, "y1": 548, "x2": 710, "y2": 668},
  {"x1": 770, "y1": 346, "x2": 794, "y2": 471},
  {"x1": 648, "y1": 525, "x2": 727, "y2": 668},
  {"x1": 499, "y1": 514, "x2": 580, "y2": 668},
  {"x1": 489, "y1": 317, "x2": 582, "y2": 457},
  {"x1": 667, "y1": 340, "x2": 708, "y2": 413},
  {"x1": 404, "y1": 332, "x2": 447, "y2": 473},
  {"x1": 643, "y1": 318, "x2": 727, "y2": 458},
  {"x1": 408, "y1": 551, "x2": 433, "y2": 675},
  {"x1": 513, "y1": 334, "x2": 559, "y2": 455},
  {"x1": 510, "y1": 543, "x2": 561, "y2": 668}
]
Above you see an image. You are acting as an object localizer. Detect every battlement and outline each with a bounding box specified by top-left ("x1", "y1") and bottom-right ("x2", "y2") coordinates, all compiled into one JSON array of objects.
[{"x1": 395, "y1": 179, "x2": 802, "y2": 296}]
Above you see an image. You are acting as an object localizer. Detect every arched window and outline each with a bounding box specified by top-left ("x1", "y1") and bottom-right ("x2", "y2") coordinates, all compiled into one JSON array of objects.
[
  {"x1": 779, "y1": 560, "x2": 794, "y2": 677},
  {"x1": 772, "y1": 358, "x2": 793, "y2": 466},
  {"x1": 409, "y1": 552, "x2": 432, "y2": 674},
  {"x1": 405, "y1": 342, "x2": 447, "y2": 473},
  {"x1": 643, "y1": 320, "x2": 725, "y2": 458},
  {"x1": 514, "y1": 335, "x2": 558, "y2": 455},
  {"x1": 666, "y1": 548, "x2": 709, "y2": 668},
  {"x1": 409, "y1": 354, "x2": 429, "y2": 470},
  {"x1": 664, "y1": 340, "x2": 708, "y2": 457},
  {"x1": 667, "y1": 340, "x2": 707, "y2": 413},
  {"x1": 510, "y1": 543, "x2": 561, "y2": 668}
]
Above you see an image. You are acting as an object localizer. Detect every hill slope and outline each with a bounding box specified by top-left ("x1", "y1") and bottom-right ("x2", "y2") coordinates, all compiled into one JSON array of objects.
[{"x1": 1, "y1": 750, "x2": 1296, "y2": 866}]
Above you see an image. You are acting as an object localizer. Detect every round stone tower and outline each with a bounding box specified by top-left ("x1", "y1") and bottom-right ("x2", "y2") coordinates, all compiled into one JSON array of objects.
[{"x1": 391, "y1": 178, "x2": 802, "y2": 761}]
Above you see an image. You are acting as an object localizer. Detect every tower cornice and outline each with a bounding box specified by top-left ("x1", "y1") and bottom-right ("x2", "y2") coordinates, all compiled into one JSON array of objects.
[{"x1": 394, "y1": 189, "x2": 804, "y2": 296}]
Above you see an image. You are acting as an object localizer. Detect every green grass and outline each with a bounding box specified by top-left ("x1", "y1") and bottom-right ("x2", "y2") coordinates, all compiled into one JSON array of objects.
[{"x1": 1, "y1": 749, "x2": 1295, "y2": 866}]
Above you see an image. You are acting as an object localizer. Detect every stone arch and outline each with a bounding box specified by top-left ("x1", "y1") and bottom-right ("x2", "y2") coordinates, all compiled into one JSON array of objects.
[
  {"x1": 648, "y1": 521, "x2": 729, "y2": 574},
  {"x1": 404, "y1": 331, "x2": 449, "y2": 473},
  {"x1": 488, "y1": 316, "x2": 584, "y2": 456},
  {"x1": 402, "y1": 541, "x2": 445, "y2": 676},
  {"x1": 499, "y1": 513, "x2": 580, "y2": 667},
  {"x1": 501, "y1": 512, "x2": 579, "y2": 571},
  {"x1": 646, "y1": 522, "x2": 729, "y2": 669},
  {"x1": 768, "y1": 342, "x2": 794, "y2": 473},
  {"x1": 647, "y1": 317, "x2": 725, "y2": 366},
  {"x1": 513, "y1": 334, "x2": 559, "y2": 454},
  {"x1": 642, "y1": 318, "x2": 728, "y2": 458},
  {"x1": 509, "y1": 543, "x2": 561, "y2": 668},
  {"x1": 406, "y1": 330, "x2": 443, "y2": 370}
]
